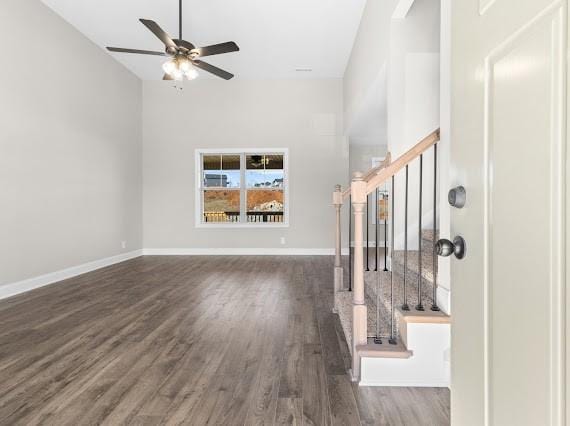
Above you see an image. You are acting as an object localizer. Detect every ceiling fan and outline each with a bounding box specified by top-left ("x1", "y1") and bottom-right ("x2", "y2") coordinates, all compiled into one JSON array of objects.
[{"x1": 106, "y1": 0, "x2": 239, "y2": 81}]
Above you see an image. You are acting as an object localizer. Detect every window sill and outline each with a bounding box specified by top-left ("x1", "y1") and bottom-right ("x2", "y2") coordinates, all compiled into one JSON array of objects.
[{"x1": 195, "y1": 222, "x2": 289, "y2": 229}]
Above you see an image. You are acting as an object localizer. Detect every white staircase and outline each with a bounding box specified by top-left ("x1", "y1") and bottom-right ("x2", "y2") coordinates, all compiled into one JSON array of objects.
[
  {"x1": 359, "y1": 309, "x2": 450, "y2": 387},
  {"x1": 332, "y1": 129, "x2": 450, "y2": 386},
  {"x1": 335, "y1": 234, "x2": 451, "y2": 387}
]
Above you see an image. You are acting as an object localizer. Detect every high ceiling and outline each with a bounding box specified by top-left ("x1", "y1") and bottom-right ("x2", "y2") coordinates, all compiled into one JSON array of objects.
[{"x1": 41, "y1": 0, "x2": 366, "y2": 80}]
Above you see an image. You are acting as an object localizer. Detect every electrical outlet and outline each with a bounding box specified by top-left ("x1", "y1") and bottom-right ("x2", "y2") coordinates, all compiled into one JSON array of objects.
[
  {"x1": 121, "y1": 241, "x2": 127, "y2": 249},
  {"x1": 280, "y1": 237, "x2": 286, "y2": 245}
]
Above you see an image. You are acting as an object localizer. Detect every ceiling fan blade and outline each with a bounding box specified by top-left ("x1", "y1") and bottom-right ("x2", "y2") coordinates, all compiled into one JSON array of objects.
[
  {"x1": 192, "y1": 60, "x2": 234, "y2": 80},
  {"x1": 139, "y1": 19, "x2": 177, "y2": 50},
  {"x1": 163, "y1": 74, "x2": 174, "y2": 80},
  {"x1": 107, "y1": 47, "x2": 166, "y2": 56},
  {"x1": 191, "y1": 42, "x2": 239, "y2": 58}
]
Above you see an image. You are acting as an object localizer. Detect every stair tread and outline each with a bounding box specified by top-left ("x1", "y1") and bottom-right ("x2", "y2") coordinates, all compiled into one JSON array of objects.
[
  {"x1": 421, "y1": 229, "x2": 439, "y2": 242},
  {"x1": 391, "y1": 250, "x2": 436, "y2": 284},
  {"x1": 338, "y1": 232, "x2": 444, "y2": 346},
  {"x1": 357, "y1": 340, "x2": 413, "y2": 359},
  {"x1": 364, "y1": 270, "x2": 434, "y2": 311},
  {"x1": 397, "y1": 307, "x2": 450, "y2": 324}
]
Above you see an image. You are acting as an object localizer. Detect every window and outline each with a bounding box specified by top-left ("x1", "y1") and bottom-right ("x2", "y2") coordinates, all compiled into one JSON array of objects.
[
  {"x1": 371, "y1": 157, "x2": 389, "y2": 225},
  {"x1": 196, "y1": 149, "x2": 288, "y2": 227}
]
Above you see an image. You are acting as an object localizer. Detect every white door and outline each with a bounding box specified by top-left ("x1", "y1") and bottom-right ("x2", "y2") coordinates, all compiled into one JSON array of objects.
[{"x1": 450, "y1": 0, "x2": 568, "y2": 425}]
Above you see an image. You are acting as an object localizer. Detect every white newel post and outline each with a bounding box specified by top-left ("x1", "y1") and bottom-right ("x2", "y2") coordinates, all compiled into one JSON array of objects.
[
  {"x1": 350, "y1": 172, "x2": 367, "y2": 381},
  {"x1": 333, "y1": 185, "x2": 343, "y2": 298}
]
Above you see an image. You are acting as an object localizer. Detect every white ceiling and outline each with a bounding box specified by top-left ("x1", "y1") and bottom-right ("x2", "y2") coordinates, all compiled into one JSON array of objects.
[{"x1": 41, "y1": 0, "x2": 367, "y2": 80}]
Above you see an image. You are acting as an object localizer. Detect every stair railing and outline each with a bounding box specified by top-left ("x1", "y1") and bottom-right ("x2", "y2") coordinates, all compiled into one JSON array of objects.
[
  {"x1": 333, "y1": 154, "x2": 391, "y2": 294},
  {"x1": 333, "y1": 128, "x2": 440, "y2": 380}
]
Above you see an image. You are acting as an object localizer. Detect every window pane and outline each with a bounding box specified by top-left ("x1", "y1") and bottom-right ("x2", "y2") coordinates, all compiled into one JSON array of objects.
[
  {"x1": 203, "y1": 172, "x2": 221, "y2": 187},
  {"x1": 222, "y1": 155, "x2": 240, "y2": 170},
  {"x1": 203, "y1": 190, "x2": 240, "y2": 223},
  {"x1": 222, "y1": 170, "x2": 240, "y2": 188},
  {"x1": 246, "y1": 155, "x2": 265, "y2": 170},
  {"x1": 204, "y1": 171, "x2": 240, "y2": 188},
  {"x1": 264, "y1": 155, "x2": 284, "y2": 170},
  {"x1": 245, "y1": 154, "x2": 284, "y2": 170},
  {"x1": 203, "y1": 155, "x2": 221, "y2": 170},
  {"x1": 246, "y1": 170, "x2": 284, "y2": 188},
  {"x1": 377, "y1": 197, "x2": 388, "y2": 222},
  {"x1": 247, "y1": 190, "x2": 284, "y2": 223}
]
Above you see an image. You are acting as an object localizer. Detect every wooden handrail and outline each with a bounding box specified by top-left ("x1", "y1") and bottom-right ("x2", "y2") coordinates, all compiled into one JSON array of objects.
[
  {"x1": 340, "y1": 152, "x2": 392, "y2": 200},
  {"x1": 362, "y1": 152, "x2": 392, "y2": 182},
  {"x1": 366, "y1": 129, "x2": 439, "y2": 194},
  {"x1": 335, "y1": 128, "x2": 439, "y2": 200}
]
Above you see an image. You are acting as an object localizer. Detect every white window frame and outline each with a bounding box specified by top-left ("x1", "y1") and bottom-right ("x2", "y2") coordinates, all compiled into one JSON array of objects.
[{"x1": 195, "y1": 148, "x2": 289, "y2": 228}]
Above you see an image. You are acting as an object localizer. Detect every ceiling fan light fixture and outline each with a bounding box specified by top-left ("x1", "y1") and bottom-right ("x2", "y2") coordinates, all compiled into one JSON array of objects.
[
  {"x1": 162, "y1": 56, "x2": 199, "y2": 81},
  {"x1": 185, "y1": 68, "x2": 199, "y2": 80},
  {"x1": 178, "y1": 56, "x2": 192, "y2": 73},
  {"x1": 172, "y1": 66, "x2": 186, "y2": 81},
  {"x1": 162, "y1": 59, "x2": 178, "y2": 76}
]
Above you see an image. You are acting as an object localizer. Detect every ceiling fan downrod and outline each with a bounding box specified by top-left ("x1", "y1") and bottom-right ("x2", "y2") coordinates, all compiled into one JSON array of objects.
[{"x1": 179, "y1": 0, "x2": 183, "y2": 41}]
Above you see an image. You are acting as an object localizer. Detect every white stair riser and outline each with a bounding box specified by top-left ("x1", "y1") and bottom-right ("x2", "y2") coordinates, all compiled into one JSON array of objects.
[{"x1": 360, "y1": 322, "x2": 450, "y2": 387}]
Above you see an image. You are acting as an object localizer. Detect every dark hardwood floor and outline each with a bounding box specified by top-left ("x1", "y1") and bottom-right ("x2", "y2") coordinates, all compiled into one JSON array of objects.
[{"x1": 0, "y1": 256, "x2": 449, "y2": 425}]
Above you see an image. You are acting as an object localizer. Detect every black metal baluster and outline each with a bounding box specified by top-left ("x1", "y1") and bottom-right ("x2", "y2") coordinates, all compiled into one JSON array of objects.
[
  {"x1": 349, "y1": 195, "x2": 352, "y2": 292},
  {"x1": 366, "y1": 194, "x2": 370, "y2": 271},
  {"x1": 416, "y1": 155, "x2": 425, "y2": 311},
  {"x1": 389, "y1": 176, "x2": 396, "y2": 344},
  {"x1": 375, "y1": 188, "x2": 379, "y2": 271},
  {"x1": 431, "y1": 144, "x2": 440, "y2": 311},
  {"x1": 402, "y1": 165, "x2": 410, "y2": 311},
  {"x1": 374, "y1": 267, "x2": 382, "y2": 344}
]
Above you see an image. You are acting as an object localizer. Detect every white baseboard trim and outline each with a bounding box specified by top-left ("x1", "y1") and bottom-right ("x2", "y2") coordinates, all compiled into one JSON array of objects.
[
  {"x1": 0, "y1": 246, "x2": 380, "y2": 301},
  {"x1": 143, "y1": 248, "x2": 336, "y2": 256},
  {"x1": 0, "y1": 250, "x2": 143, "y2": 301},
  {"x1": 359, "y1": 380, "x2": 449, "y2": 387}
]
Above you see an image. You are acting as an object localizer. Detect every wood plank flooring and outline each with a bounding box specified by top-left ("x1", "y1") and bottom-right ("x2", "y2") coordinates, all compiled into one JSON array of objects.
[{"x1": 0, "y1": 256, "x2": 449, "y2": 425}]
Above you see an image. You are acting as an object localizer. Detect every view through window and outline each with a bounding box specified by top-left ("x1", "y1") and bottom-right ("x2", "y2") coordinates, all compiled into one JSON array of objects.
[{"x1": 198, "y1": 151, "x2": 287, "y2": 225}]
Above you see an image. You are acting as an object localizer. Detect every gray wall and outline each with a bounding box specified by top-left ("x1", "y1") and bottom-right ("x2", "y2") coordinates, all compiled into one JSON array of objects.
[
  {"x1": 0, "y1": 0, "x2": 143, "y2": 286},
  {"x1": 388, "y1": 0, "x2": 441, "y2": 250},
  {"x1": 349, "y1": 143, "x2": 387, "y2": 178},
  {"x1": 143, "y1": 79, "x2": 347, "y2": 250},
  {"x1": 349, "y1": 143, "x2": 389, "y2": 246},
  {"x1": 343, "y1": 0, "x2": 398, "y2": 130}
]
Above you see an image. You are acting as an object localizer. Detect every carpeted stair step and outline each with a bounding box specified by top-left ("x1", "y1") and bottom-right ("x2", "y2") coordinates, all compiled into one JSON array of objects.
[
  {"x1": 392, "y1": 246, "x2": 437, "y2": 283},
  {"x1": 363, "y1": 269, "x2": 436, "y2": 340},
  {"x1": 421, "y1": 229, "x2": 438, "y2": 244},
  {"x1": 335, "y1": 289, "x2": 379, "y2": 353},
  {"x1": 337, "y1": 229, "x2": 440, "y2": 346}
]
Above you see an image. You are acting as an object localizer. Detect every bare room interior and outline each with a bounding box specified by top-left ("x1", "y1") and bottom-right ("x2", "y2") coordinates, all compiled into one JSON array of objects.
[{"x1": 1, "y1": 0, "x2": 569, "y2": 425}]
